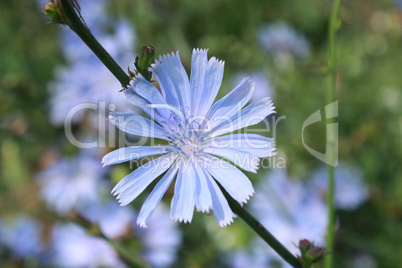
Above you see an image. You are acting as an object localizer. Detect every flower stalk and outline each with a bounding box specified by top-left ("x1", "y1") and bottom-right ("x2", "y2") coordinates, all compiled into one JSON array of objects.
[
  {"x1": 44, "y1": 0, "x2": 131, "y2": 87},
  {"x1": 219, "y1": 184, "x2": 303, "y2": 268},
  {"x1": 68, "y1": 212, "x2": 148, "y2": 268},
  {"x1": 325, "y1": 1, "x2": 342, "y2": 268}
]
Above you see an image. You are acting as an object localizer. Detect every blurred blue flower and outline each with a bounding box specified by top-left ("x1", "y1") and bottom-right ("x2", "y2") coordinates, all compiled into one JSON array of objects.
[
  {"x1": 352, "y1": 253, "x2": 378, "y2": 268},
  {"x1": 230, "y1": 248, "x2": 267, "y2": 268},
  {"x1": 0, "y1": 215, "x2": 44, "y2": 259},
  {"x1": 232, "y1": 70, "x2": 274, "y2": 102},
  {"x1": 55, "y1": 201, "x2": 181, "y2": 268},
  {"x1": 230, "y1": 169, "x2": 327, "y2": 267},
  {"x1": 36, "y1": 150, "x2": 109, "y2": 215},
  {"x1": 48, "y1": 0, "x2": 136, "y2": 126},
  {"x1": 252, "y1": 169, "x2": 327, "y2": 248},
  {"x1": 308, "y1": 163, "x2": 369, "y2": 210},
  {"x1": 51, "y1": 223, "x2": 126, "y2": 268},
  {"x1": 103, "y1": 48, "x2": 276, "y2": 227},
  {"x1": 258, "y1": 22, "x2": 310, "y2": 58},
  {"x1": 80, "y1": 199, "x2": 135, "y2": 239},
  {"x1": 395, "y1": 0, "x2": 402, "y2": 9},
  {"x1": 136, "y1": 203, "x2": 182, "y2": 268},
  {"x1": 230, "y1": 165, "x2": 368, "y2": 267}
]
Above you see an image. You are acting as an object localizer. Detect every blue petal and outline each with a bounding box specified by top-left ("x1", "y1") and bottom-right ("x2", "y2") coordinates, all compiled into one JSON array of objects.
[
  {"x1": 211, "y1": 97, "x2": 275, "y2": 137},
  {"x1": 108, "y1": 112, "x2": 168, "y2": 139},
  {"x1": 202, "y1": 154, "x2": 254, "y2": 205},
  {"x1": 124, "y1": 86, "x2": 167, "y2": 127},
  {"x1": 112, "y1": 153, "x2": 178, "y2": 206},
  {"x1": 170, "y1": 160, "x2": 196, "y2": 223},
  {"x1": 204, "y1": 171, "x2": 235, "y2": 227},
  {"x1": 126, "y1": 74, "x2": 172, "y2": 125},
  {"x1": 206, "y1": 133, "x2": 276, "y2": 158},
  {"x1": 102, "y1": 146, "x2": 171, "y2": 167},
  {"x1": 151, "y1": 52, "x2": 191, "y2": 113},
  {"x1": 203, "y1": 147, "x2": 261, "y2": 173},
  {"x1": 137, "y1": 162, "x2": 180, "y2": 228},
  {"x1": 147, "y1": 104, "x2": 186, "y2": 123},
  {"x1": 194, "y1": 163, "x2": 212, "y2": 212},
  {"x1": 190, "y1": 49, "x2": 225, "y2": 116},
  {"x1": 206, "y1": 78, "x2": 254, "y2": 130},
  {"x1": 190, "y1": 48, "x2": 208, "y2": 115}
]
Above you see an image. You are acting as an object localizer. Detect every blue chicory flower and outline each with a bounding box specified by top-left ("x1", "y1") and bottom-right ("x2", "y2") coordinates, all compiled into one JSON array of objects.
[
  {"x1": 258, "y1": 22, "x2": 310, "y2": 58},
  {"x1": 36, "y1": 150, "x2": 109, "y2": 215},
  {"x1": 230, "y1": 169, "x2": 327, "y2": 268},
  {"x1": 103, "y1": 48, "x2": 276, "y2": 227},
  {"x1": 308, "y1": 163, "x2": 369, "y2": 210},
  {"x1": 0, "y1": 215, "x2": 44, "y2": 259},
  {"x1": 80, "y1": 201, "x2": 181, "y2": 267},
  {"x1": 79, "y1": 199, "x2": 135, "y2": 239},
  {"x1": 136, "y1": 203, "x2": 182, "y2": 268},
  {"x1": 51, "y1": 223, "x2": 126, "y2": 268},
  {"x1": 251, "y1": 169, "x2": 328, "y2": 248}
]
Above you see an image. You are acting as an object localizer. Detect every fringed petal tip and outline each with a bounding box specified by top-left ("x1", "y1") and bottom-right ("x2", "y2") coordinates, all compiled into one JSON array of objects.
[
  {"x1": 116, "y1": 197, "x2": 131, "y2": 207},
  {"x1": 208, "y1": 56, "x2": 225, "y2": 66},
  {"x1": 107, "y1": 113, "x2": 122, "y2": 128},
  {"x1": 242, "y1": 76, "x2": 253, "y2": 83},
  {"x1": 137, "y1": 220, "x2": 149, "y2": 229},
  {"x1": 148, "y1": 50, "x2": 181, "y2": 73},
  {"x1": 237, "y1": 190, "x2": 255, "y2": 207},
  {"x1": 218, "y1": 216, "x2": 235, "y2": 227},
  {"x1": 264, "y1": 97, "x2": 276, "y2": 113},
  {"x1": 268, "y1": 141, "x2": 278, "y2": 157},
  {"x1": 111, "y1": 192, "x2": 127, "y2": 206},
  {"x1": 196, "y1": 207, "x2": 212, "y2": 213},
  {"x1": 236, "y1": 77, "x2": 255, "y2": 93},
  {"x1": 159, "y1": 51, "x2": 180, "y2": 63},
  {"x1": 250, "y1": 157, "x2": 261, "y2": 173},
  {"x1": 101, "y1": 151, "x2": 113, "y2": 167},
  {"x1": 101, "y1": 160, "x2": 108, "y2": 168},
  {"x1": 107, "y1": 112, "x2": 117, "y2": 121},
  {"x1": 192, "y1": 48, "x2": 209, "y2": 54},
  {"x1": 125, "y1": 73, "x2": 150, "y2": 97},
  {"x1": 111, "y1": 186, "x2": 119, "y2": 196},
  {"x1": 128, "y1": 72, "x2": 143, "y2": 86},
  {"x1": 172, "y1": 217, "x2": 193, "y2": 224}
]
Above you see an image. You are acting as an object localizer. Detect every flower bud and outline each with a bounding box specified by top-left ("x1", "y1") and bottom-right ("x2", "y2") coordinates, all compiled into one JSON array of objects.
[
  {"x1": 298, "y1": 239, "x2": 326, "y2": 267},
  {"x1": 299, "y1": 239, "x2": 311, "y2": 252},
  {"x1": 43, "y1": 1, "x2": 68, "y2": 25},
  {"x1": 306, "y1": 246, "x2": 325, "y2": 262},
  {"x1": 134, "y1": 45, "x2": 155, "y2": 82}
]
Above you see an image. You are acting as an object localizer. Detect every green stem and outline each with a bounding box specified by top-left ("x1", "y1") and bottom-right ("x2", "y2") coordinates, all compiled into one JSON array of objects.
[
  {"x1": 99, "y1": 233, "x2": 149, "y2": 268},
  {"x1": 219, "y1": 184, "x2": 302, "y2": 268},
  {"x1": 325, "y1": 1, "x2": 342, "y2": 268},
  {"x1": 58, "y1": 0, "x2": 131, "y2": 87},
  {"x1": 68, "y1": 212, "x2": 147, "y2": 268}
]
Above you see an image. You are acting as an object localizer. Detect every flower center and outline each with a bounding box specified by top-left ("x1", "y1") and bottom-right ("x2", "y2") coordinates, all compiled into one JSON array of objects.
[
  {"x1": 168, "y1": 132, "x2": 200, "y2": 158},
  {"x1": 165, "y1": 114, "x2": 206, "y2": 158},
  {"x1": 181, "y1": 143, "x2": 196, "y2": 155}
]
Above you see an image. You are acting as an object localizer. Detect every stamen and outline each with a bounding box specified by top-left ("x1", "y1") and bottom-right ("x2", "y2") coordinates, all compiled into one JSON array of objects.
[{"x1": 161, "y1": 108, "x2": 208, "y2": 158}]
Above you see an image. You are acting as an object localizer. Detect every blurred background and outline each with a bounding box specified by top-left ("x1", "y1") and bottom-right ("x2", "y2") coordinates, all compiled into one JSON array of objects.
[{"x1": 0, "y1": 0, "x2": 401, "y2": 267}]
